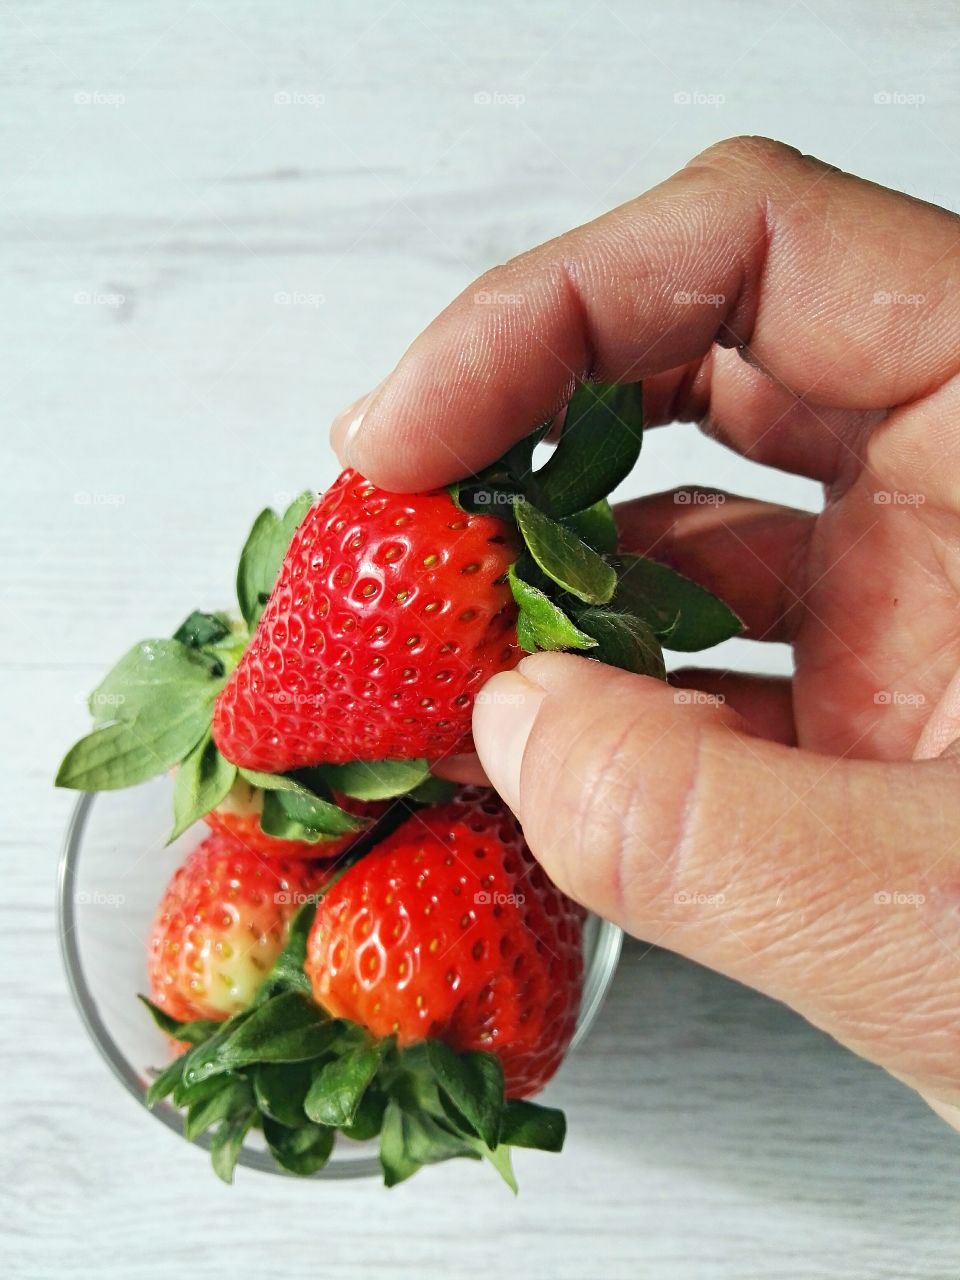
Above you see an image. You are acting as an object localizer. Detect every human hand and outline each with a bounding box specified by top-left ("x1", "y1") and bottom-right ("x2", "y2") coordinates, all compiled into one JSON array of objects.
[{"x1": 330, "y1": 137, "x2": 960, "y2": 1129}]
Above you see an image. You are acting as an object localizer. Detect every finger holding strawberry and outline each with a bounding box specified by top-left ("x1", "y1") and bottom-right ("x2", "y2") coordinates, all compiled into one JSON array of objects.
[
  {"x1": 57, "y1": 381, "x2": 739, "y2": 858},
  {"x1": 211, "y1": 382, "x2": 739, "y2": 777}
]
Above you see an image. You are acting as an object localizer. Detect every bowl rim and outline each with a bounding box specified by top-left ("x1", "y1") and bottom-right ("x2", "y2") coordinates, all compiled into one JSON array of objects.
[{"x1": 58, "y1": 789, "x2": 623, "y2": 1180}]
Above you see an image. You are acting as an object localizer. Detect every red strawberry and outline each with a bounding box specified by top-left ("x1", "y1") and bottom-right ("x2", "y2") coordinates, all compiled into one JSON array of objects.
[
  {"x1": 211, "y1": 470, "x2": 520, "y2": 772},
  {"x1": 304, "y1": 788, "x2": 585, "y2": 1099},
  {"x1": 148, "y1": 831, "x2": 323, "y2": 1024},
  {"x1": 203, "y1": 775, "x2": 388, "y2": 861}
]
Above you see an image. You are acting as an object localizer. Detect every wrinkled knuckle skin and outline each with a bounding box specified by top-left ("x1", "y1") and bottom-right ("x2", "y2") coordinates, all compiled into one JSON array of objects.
[{"x1": 520, "y1": 704, "x2": 705, "y2": 928}]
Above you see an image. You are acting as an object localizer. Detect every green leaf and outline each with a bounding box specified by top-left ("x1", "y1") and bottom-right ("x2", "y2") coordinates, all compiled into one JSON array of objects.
[
  {"x1": 258, "y1": 791, "x2": 357, "y2": 845},
  {"x1": 237, "y1": 508, "x2": 277, "y2": 626},
  {"x1": 406, "y1": 776, "x2": 458, "y2": 805},
  {"x1": 169, "y1": 732, "x2": 237, "y2": 842},
  {"x1": 58, "y1": 721, "x2": 187, "y2": 792},
  {"x1": 340, "y1": 1088, "x2": 388, "y2": 1142},
  {"x1": 610, "y1": 555, "x2": 742, "y2": 651},
  {"x1": 466, "y1": 1137, "x2": 518, "y2": 1193},
  {"x1": 379, "y1": 1101, "x2": 422, "y2": 1187},
  {"x1": 145, "y1": 1054, "x2": 187, "y2": 1107},
  {"x1": 400, "y1": 1110, "x2": 481, "y2": 1167},
  {"x1": 508, "y1": 565, "x2": 598, "y2": 653},
  {"x1": 304, "y1": 1041, "x2": 388, "y2": 1127},
  {"x1": 501, "y1": 422, "x2": 552, "y2": 482},
  {"x1": 58, "y1": 638, "x2": 225, "y2": 791},
  {"x1": 87, "y1": 638, "x2": 223, "y2": 724},
  {"x1": 263, "y1": 1117, "x2": 335, "y2": 1176},
  {"x1": 533, "y1": 381, "x2": 643, "y2": 518},
  {"x1": 239, "y1": 769, "x2": 366, "y2": 839},
  {"x1": 514, "y1": 499, "x2": 616, "y2": 604},
  {"x1": 236, "y1": 492, "x2": 313, "y2": 629},
  {"x1": 424, "y1": 1043, "x2": 504, "y2": 1152},
  {"x1": 254, "y1": 902, "x2": 317, "y2": 1002},
  {"x1": 562, "y1": 498, "x2": 619, "y2": 554},
  {"x1": 254, "y1": 1061, "x2": 315, "y2": 1127},
  {"x1": 499, "y1": 1099, "x2": 566, "y2": 1152},
  {"x1": 183, "y1": 993, "x2": 339, "y2": 1087},
  {"x1": 575, "y1": 608, "x2": 666, "y2": 678},
  {"x1": 271, "y1": 778, "x2": 365, "y2": 835},
  {"x1": 174, "y1": 1070, "x2": 233, "y2": 1110},
  {"x1": 173, "y1": 610, "x2": 231, "y2": 650},
  {"x1": 317, "y1": 758, "x2": 431, "y2": 801},
  {"x1": 186, "y1": 1076, "x2": 252, "y2": 1141},
  {"x1": 379, "y1": 1102, "x2": 479, "y2": 1186},
  {"x1": 210, "y1": 1107, "x2": 256, "y2": 1184},
  {"x1": 139, "y1": 996, "x2": 222, "y2": 1046}
]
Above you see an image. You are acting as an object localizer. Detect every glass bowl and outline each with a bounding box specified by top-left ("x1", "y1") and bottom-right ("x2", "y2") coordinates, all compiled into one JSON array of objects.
[{"x1": 58, "y1": 778, "x2": 623, "y2": 1179}]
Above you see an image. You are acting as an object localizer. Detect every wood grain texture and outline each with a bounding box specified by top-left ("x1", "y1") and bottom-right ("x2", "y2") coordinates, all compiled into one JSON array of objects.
[{"x1": 3, "y1": 2, "x2": 960, "y2": 1276}]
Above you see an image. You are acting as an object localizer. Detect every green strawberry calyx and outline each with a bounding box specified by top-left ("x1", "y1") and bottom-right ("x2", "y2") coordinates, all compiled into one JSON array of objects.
[
  {"x1": 450, "y1": 379, "x2": 741, "y2": 672},
  {"x1": 141, "y1": 902, "x2": 563, "y2": 1188}
]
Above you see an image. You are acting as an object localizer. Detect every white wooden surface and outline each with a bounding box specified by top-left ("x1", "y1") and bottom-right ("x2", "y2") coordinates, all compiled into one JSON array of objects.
[{"x1": 4, "y1": 2, "x2": 960, "y2": 1276}]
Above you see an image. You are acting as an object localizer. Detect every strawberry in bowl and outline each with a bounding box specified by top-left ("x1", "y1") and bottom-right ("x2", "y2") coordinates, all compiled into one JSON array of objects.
[
  {"x1": 143, "y1": 789, "x2": 585, "y2": 1186},
  {"x1": 148, "y1": 830, "x2": 325, "y2": 1025}
]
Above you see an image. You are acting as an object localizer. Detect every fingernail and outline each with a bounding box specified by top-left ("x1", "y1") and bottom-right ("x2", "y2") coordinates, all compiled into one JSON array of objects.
[
  {"x1": 330, "y1": 391, "x2": 372, "y2": 467},
  {"x1": 472, "y1": 670, "x2": 546, "y2": 815}
]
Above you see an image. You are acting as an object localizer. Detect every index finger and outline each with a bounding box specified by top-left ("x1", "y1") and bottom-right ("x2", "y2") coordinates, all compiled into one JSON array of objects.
[{"x1": 333, "y1": 136, "x2": 960, "y2": 491}]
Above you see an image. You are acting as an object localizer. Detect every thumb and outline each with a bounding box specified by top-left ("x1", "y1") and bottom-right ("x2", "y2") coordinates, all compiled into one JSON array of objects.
[{"x1": 473, "y1": 653, "x2": 960, "y2": 1111}]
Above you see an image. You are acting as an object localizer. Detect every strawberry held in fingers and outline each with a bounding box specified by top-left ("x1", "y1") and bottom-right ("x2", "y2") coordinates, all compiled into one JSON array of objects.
[
  {"x1": 212, "y1": 381, "x2": 739, "y2": 776},
  {"x1": 211, "y1": 470, "x2": 521, "y2": 771},
  {"x1": 59, "y1": 380, "x2": 740, "y2": 842}
]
